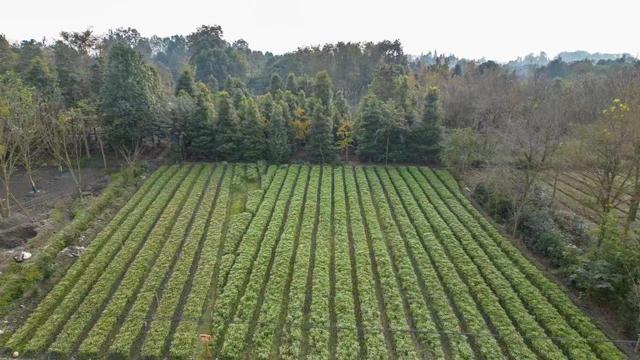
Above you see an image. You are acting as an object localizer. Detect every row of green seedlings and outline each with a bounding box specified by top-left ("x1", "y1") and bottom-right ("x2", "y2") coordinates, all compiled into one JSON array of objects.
[
  {"x1": 216, "y1": 165, "x2": 279, "y2": 294},
  {"x1": 364, "y1": 164, "x2": 504, "y2": 359},
  {"x1": 351, "y1": 167, "x2": 418, "y2": 358},
  {"x1": 398, "y1": 167, "x2": 564, "y2": 358},
  {"x1": 246, "y1": 163, "x2": 260, "y2": 191},
  {"x1": 0, "y1": 167, "x2": 153, "y2": 346},
  {"x1": 276, "y1": 166, "x2": 321, "y2": 359},
  {"x1": 236, "y1": 165, "x2": 311, "y2": 358},
  {"x1": 136, "y1": 165, "x2": 223, "y2": 359},
  {"x1": 367, "y1": 166, "x2": 476, "y2": 359},
  {"x1": 331, "y1": 167, "x2": 359, "y2": 359},
  {"x1": 209, "y1": 166, "x2": 290, "y2": 355},
  {"x1": 46, "y1": 165, "x2": 204, "y2": 357},
  {"x1": 99, "y1": 165, "x2": 223, "y2": 359},
  {"x1": 78, "y1": 165, "x2": 216, "y2": 358},
  {"x1": 427, "y1": 168, "x2": 626, "y2": 360},
  {"x1": 304, "y1": 165, "x2": 334, "y2": 358},
  {"x1": 362, "y1": 167, "x2": 450, "y2": 359},
  {"x1": 204, "y1": 164, "x2": 279, "y2": 356},
  {"x1": 6, "y1": 164, "x2": 182, "y2": 354},
  {"x1": 200, "y1": 164, "x2": 279, "y2": 358},
  {"x1": 404, "y1": 166, "x2": 598, "y2": 359},
  {"x1": 365, "y1": 168, "x2": 473, "y2": 358},
  {"x1": 342, "y1": 167, "x2": 388, "y2": 358},
  {"x1": 220, "y1": 165, "x2": 302, "y2": 358},
  {"x1": 381, "y1": 166, "x2": 539, "y2": 359},
  {"x1": 168, "y1": 165, "x2": 234, "y2": 359},
  {"x1": 245, "y1": 163, "x2": 264, "y2": 214},
  {"x1": 0, "y1": 170, "x2": 128, "y2": 316},
  {"x1": 390, "y1": 165, "x2": 550, "y2": 358}
]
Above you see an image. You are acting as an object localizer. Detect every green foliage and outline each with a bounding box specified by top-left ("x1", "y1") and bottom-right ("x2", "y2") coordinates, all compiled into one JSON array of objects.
[
  {"x1": 100, "y1": 42, "x2": 159, "y2": 152},
  {"x1": 214, "y1": 91, "x2": 240, "y2": 160},
  {"x1": 238, "y1": 97, "x2": 267, "y2": 161},
  {"x1": 285, "y1": 72, "x2": 297, "y2": 92},
  {"x1": 267, "y1": 103, "x2": 290, "y2": 163},
  {"x1": 442, "y1": 127, "x2": 487, "y2": 173},
  {"x1": 312, "y1": 71, "x2": 332, "y2": 112},
  {"x1": 409, "y1": 86, "x2": 443, "y2": 163},
  {"x1": 185, "y1": 84, "x2": 215, "y2": 159},
  {"x1": 270, "y1": 73, "x2": 283, "y2": 93},
  {"x1": 356, "y1": 94, "x2": 407, "y2": 163},
  {"x1": 307, "y1": 100, "x2": 336, "y2": 163},
  {"x1": 24, "y1": 56, "x2": 58, "y2": 97},
  {"x1": 175, "y1": 67, "x2": 196, "y2": 96}
]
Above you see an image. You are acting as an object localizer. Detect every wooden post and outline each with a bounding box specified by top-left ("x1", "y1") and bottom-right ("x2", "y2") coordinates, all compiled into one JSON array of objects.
[
  {"x1": 634, "y1": 333, "x2": 640, "y2": 353},
  {"x1": 199, "y1": 334, "x2": 212, "y2": 359}
]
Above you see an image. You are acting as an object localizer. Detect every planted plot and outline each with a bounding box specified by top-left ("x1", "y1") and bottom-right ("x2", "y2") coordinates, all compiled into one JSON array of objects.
[{"x1": 6, "y1": 164, "x2": 623, "y2": 360}]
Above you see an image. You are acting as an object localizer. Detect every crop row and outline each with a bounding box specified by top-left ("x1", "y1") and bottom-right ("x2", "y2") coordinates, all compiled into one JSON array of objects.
[
  {"x1": 364, "y1": 167, "x2": 446, "y2": 359},
  {"x1": 388, "y1": 166, "x2": 545, "y2": 359},
  {"x1": 209, "y1": 166, "x2": 290, "y2": 353},
  {"x1": 426, "y1": 168, "x2": 626, "y2": 360},
  {"x1": 277, "y1": 166, "x2": 321, "y2": 359},
  {"x1": 352, "y1": 167, "x2": 417, "y2": 358},
  {"x1": 168, "y1": 165, "x2": 234, "y2": 359},
  {"x1": 405, "y1": 167, "x2": 594, "y2": 359},
  {"x1": 47, "y1": 165, "x2": 204, "y2": 357},
  {"x1": 342, "y1": 167, "x2": 388, "y2": 358},
  {"x1": 138, "y1": 165, "x2": 222, "y2": 358},
  {"x1": 246, "y1": 165, "x2": 310, "y2": 358},
  {"x1": 15, "y1": 165, "x2": 189, "y2": 355},
  {"x1": 370, "y1": 166, "x2": 476, "y2": 360},
  {"x1": 304, "y1": 165, "x2": 333, "y2": 358},
  {"x1": 372, "y1": 165, "x2": 503, "y2": 359},
  {"x1": 6, "y1": 165, "x2": 174, "y2": 351},
  {"x1": 331, "y1": 167, "x2": 359, "y2": 359},
  {"x1": 219, "y1": 165, "x2": 301, "y2": 358},
  {"x1": 79, "y1": 166, "x2": 212, "y2": 358},
  {"x1": 130, "y1": 165, "x2": 219, "y2": 359},
  {"x1": 0, "y1": 168, "x2": 127, "y2": 316}
]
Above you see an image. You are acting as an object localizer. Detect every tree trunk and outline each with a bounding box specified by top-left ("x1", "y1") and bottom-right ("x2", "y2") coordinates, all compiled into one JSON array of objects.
[
  {"x1": 83, "y1": 128, "x2": 91, "y2": 158},
  {"x1": 97, "y1": 134, "x2": 108, "y2": 169},
  {"x1": 385, "y1": 135, "x2": 390, "y2": 167},
  {"x1": 625, "y1": 166, "x2": 640, "y2": 238},
  {"x1": 28, "y1": 171, "x2": 38, "y2": 193},
  {"x1": 3, "y1": 167, "x2": 11, "y2": 217}
]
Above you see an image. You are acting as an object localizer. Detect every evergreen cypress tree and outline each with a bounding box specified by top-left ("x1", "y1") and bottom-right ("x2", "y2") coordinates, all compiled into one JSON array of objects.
[
  {"x1": 313, "y1": 71, "x2": 333, "y2": 113},
  {"x1": 356, "y1": 94, "x2": 407, "y2": 163},
  {"x1": 101, "y1": 42, "x2": 158, "y2": 154},
  {"x1": 285, "y1": 73, "x2": 297, "y2": 93},
  {"x1": 214, "y1": 91, "x2": 240, "y2": 160},
  {"x1": 270, "y1": 73, "x2": 283, "y2": 93},
  {"x1": 356, "y1": 94, "x2": 387, "y2": 161},
  {"x1": 307, "y1": 100, "x2": 336, "y2": 163},
  {"x1": 186, "y1": 83, "x2": 215, "y2": 159},
  {"x1": 410, "y1": 86, "x2": 443, "y2": 162},
  {"x1": 176, "y1": 67, "x2": 196, "y2": 96},
  {"x1": 267, "y1": 103, "x2": 290, "y2": 163},
  {"x1": 238, "y1": 97, "x2": 267, "y2": 161}
]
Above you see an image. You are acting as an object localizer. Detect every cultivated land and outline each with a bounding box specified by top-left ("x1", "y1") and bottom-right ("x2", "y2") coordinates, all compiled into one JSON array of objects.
[{"x1": 4, "y1": 163, "x2": 625, "y2": 359}]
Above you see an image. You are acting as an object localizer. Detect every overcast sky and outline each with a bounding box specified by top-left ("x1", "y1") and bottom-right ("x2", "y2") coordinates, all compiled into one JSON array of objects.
[{"x1": 2, "y1": 0, "x2": 638, "y2": 62}]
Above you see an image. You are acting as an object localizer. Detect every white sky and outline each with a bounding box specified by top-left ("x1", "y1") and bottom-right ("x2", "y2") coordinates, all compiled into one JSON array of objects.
[{"x1": 1, "y1": 0, "x2": 639, "y2": 62}]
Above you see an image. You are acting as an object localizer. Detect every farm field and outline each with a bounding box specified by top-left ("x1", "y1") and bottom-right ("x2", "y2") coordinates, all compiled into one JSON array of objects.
[{"x1": 4, "y1": 163, "x2": 624, "y2": 359}]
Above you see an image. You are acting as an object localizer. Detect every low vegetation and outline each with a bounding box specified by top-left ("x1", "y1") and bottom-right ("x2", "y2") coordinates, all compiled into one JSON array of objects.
[{"x1": 3, "y1": 164, "x2": 624, "y2": 359}]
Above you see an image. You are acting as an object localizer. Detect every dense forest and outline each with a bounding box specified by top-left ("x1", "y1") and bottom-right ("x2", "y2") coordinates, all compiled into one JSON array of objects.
[{"x1": 1, "y1": 24, "x2": 640, "y2": 340}]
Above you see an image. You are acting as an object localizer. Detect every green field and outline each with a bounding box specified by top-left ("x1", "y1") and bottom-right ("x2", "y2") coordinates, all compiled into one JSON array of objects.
[{"x1": 5, "y1": 163, "x2": 624, "y2": 359}]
